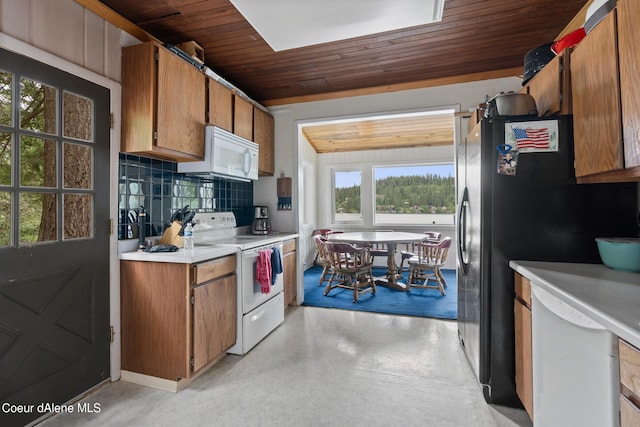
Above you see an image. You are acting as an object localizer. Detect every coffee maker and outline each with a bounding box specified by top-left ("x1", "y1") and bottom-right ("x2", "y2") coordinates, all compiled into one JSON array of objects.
[{"x1": 251, "y1": 206, "x2": 271, "y2": 235}]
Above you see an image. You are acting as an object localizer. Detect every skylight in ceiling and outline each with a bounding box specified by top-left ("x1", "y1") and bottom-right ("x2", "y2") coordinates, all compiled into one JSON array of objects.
[{"x1": 229, "y1": 0, "x2": 445, "y2": 52}]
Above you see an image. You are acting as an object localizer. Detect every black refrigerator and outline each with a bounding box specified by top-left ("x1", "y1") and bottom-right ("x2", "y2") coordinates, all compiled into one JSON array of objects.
[{"x1": 456, "y1": 115, "x2": 638, "y2": 406}]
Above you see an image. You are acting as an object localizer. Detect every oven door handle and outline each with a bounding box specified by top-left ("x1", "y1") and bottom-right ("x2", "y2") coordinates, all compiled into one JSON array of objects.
[
  {"x1": 242, "y1": 244, "x2": 282, "y2": 257},
  {"x1": 243, "y1": 249, "x2": 262, "y2": 258}
]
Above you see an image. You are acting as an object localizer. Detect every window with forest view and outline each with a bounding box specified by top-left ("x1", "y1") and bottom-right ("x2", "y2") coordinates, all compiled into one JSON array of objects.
[
  {"x1": 374, "y1": 164, "x2": 455, "y2": 225},
  {"x1": 333, "y1": 170, "x2": 361, "y2": 223}
]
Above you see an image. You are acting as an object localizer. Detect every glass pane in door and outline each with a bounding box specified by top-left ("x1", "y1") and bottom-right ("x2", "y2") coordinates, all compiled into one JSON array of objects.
[
  {"x1": 63, "y1": 193, "x2": 92, "y2": 239},
  {"x1": 0, "y1": 131, "x2": 11, "y2": 185},
  {"x1": 0, "y1": 70, "x2": 12, "y2": 126},
  {"x1": 63, "y1": 142, "x2": 92, "y2": 189},
  {"x1": 0, "y1": 191, "x2": 10, "y2": 247},
  {"x1": 63, "y1": 91, "x2": 93, "y2": 141},
  {"x1": 19, "y1": 192, "x2": 56, "y2": 244},
  {"x1": 20, "y1": 135, "x2": 57, "y2": 187},
  {"x1": 20, "y1": 78, "x2": 57, "y2": 134}
]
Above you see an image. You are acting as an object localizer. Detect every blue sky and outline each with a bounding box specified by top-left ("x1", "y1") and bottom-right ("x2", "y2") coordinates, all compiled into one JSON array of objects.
[{"x1": 335, "y1": 164, "x2": 454, "y2": 188}]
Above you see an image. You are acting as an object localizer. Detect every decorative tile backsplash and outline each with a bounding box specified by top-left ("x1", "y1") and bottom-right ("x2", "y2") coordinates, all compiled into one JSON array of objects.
[{"x1": 118, "y1": 153, "x2": 253, "y2": 240}]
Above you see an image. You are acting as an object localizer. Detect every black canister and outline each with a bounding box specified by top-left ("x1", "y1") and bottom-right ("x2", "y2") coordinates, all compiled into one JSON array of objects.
[{"x1": 522, "y1": 42, "x2": 555, "y2": 86}]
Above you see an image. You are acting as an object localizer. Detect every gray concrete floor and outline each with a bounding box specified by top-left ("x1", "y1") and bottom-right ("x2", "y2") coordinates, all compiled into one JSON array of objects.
[{"x1": 38, "y1": 306, "x2": 532, "y2": 427}]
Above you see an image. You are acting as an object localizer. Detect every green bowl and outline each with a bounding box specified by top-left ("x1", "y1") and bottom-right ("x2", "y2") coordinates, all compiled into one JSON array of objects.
[{"x1": 595, "y1": 238, "x2": 640, "y2": 273}]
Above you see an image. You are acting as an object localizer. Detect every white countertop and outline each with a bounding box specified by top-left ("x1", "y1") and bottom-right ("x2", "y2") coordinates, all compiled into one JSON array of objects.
[
  {"x1": 119, "y1": 245, "x2": 238, "y2": 264},
  {"x1": 510, "y1": 261, "x2": 640, "y2": 349},
  {"x1": 118, "y1": 232, "x2": 298, "y2": 264}
]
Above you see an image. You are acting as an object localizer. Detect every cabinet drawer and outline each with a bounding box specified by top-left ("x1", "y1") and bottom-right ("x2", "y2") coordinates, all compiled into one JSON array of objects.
[
  {"x1": 514, "y1": 273, "x2": 531, "y2": 308},
  {"x1": 283, "y1": 239, "x2": 296, "y2": 254},
  {"x1": 620, "y1": 339, "x2": 640, "y2": 399},
  {"x1": 193, "y1": 255, "x2": 236, "y2": 284},
  {"x1": 621, "y1": 394, "x2": 640, "y2": 427}
]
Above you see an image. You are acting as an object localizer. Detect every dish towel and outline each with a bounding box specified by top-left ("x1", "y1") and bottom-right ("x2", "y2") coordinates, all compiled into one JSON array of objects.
[
  {"x1": 271, "y1": 246, "x2": 283, "y2": 285},
  {"x1": 256, "y1": 249, "x2": 273, "y2": 294}
]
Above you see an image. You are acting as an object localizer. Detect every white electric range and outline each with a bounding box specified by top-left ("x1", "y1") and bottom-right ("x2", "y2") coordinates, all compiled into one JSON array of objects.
[
  {"x1": 191, "y1": 212, "x2": 290, "y2": 355},
  {"x1": 192, "y1": 212, "x2": 289, "y2": 249}
]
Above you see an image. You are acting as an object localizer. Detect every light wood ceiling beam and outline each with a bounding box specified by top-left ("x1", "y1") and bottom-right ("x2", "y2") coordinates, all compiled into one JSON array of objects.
[
  {"x1": 74, "y1": 0, "x2": 159, "y2": 43},
  {"x1": 263, "y1": 67, "x2": 523, "y2": 106}
]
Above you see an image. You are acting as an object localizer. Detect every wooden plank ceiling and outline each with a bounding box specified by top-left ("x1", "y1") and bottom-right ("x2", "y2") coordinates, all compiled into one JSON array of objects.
[
  {"x1": 96, "y1": 0, "x2": 588, "y2": 105},
  {"x1": 302, "y1": 113, "x2": 455, "y2": 153}
]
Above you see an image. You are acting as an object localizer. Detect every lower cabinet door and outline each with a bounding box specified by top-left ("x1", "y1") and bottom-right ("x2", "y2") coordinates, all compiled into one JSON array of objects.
[
  {"x1": 192, "y1": 274, "x2": 237, "y2": 372},
  {"x1": 621, "y1": 395, "x2": 640, "y2": 427},
  {"x1": 515, "y1": 298, "x2": 533, "y2": 420},
  {"x1": 283, "y1": 250, "x2": 296, "y2": 306}
]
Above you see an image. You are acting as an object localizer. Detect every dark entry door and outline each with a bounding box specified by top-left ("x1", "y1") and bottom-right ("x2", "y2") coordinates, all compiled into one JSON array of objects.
[{"x1": 0, "y1": 48, "x2": 110, "y2": 427}]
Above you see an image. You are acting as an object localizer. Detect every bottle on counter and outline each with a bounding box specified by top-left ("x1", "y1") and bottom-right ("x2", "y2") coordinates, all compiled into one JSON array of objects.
[{"x1": 183, "y1": 222, "x2": 194, "y2": 250}]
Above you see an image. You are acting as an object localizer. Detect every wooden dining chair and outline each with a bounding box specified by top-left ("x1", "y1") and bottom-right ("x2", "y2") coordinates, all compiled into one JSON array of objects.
[
  {"x1": 323, "y1": 241, "x2": 376, "y2": 303},
  {"x1": 407, "y1": 236, "x2": 451, "y2": 296},
  {"x1": 311, "y1": 229, "x2": 333, "y2": 266},
  {"x1": 313, "y1": 234, "x2": 334, "y2": 287},
  {"x1": 369, "y1": 230, "x2": 394, "y2": 265},
  {"x1": 398, "y1": 231, "x2": 443, "y2": 273}
]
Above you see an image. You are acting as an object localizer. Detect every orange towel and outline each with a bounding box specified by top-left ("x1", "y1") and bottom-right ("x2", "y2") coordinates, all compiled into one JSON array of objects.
[{"x1": 256, "y1": 249, "x2": 273, "y2": 294}]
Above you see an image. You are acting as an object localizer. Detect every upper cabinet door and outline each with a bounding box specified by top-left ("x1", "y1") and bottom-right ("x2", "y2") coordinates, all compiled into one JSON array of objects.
[
  {"x1": 571, "y1": 11, "x2": 623, "y2": 177},
  {"x1": 618, "y1": 0, "x2": 640, "y2": 169},
  {"x1": 525, "y1": 51, "x2": 571, "y2": 116},
  {"x1": 156, "y1": 47, "x2": 206, "y2": 159},
  {"x1": 253, "y1": 107, "x2": 275, "y2": 176},
  {"x1": 121, "y1": 42, "x2": 156, "y2": 154},
  {"x1": 233, "y1": 95, "x2": 253, "y2": 140},
  {"x1": 121, "y1": 41, "x2": 206, "y2": 161},
  {"x1": 208, "y1": 78, "x2": 233, "y2": 132}
]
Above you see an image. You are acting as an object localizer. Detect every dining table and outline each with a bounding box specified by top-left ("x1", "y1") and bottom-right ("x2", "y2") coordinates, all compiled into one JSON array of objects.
[{"x1": 328, "y1": 231, "x2": 434, "y2": 291}]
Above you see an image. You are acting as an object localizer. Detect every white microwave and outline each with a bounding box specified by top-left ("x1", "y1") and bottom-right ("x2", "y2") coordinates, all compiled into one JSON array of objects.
[{"x1": 178, "y1": 125, "x2": 259, "y2": 181}]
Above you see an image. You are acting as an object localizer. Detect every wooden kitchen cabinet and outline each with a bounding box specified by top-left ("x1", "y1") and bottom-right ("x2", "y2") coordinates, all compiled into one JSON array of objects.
[
  {"x1": 283, "y1": 239, "x2": 297, "y2": 307},
  {"x1": 617, "y1": 0, "x2": 640, "y2": 172},
  {"x1": 192, "y1": 256, "x2": 237, "y2": 372},
  {"x1": 253, "y1": 107, "x2": 275, "y2": 176},
  {"x1": 207, "y1": 78, "x2": 233, "y2": 132},
  {"x1": 121, "y1": 254, "x2": 236, "y2": 382},
  {"x1": 522, "y1": 49, "x2": 571, "y2": 116},
  {"x1": 514, "y1": 272, "x2": 533, "y2": 421},
  {"x1": 121, "y1": 41, "x2": 206, "y2": 162},
  {"x1": 619, "y1": 339, "x2": 640, "y2": 426},
  {"x1": 571, "y1": 2, "x2": 640, "y2": 183},
  {"x1": 233, "y1": 95, "x2": 253, "y2": 140}
]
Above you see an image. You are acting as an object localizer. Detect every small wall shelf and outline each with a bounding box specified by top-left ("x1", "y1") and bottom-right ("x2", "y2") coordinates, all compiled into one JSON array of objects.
[{"x1": 277, "y1": 175, "x2": 292, "y2": 210}]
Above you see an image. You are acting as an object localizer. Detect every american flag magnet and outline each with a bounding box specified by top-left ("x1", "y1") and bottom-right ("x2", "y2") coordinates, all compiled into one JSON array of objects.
[{"x1": 504, "y1": 120, "x2": 559, "y2": 152}]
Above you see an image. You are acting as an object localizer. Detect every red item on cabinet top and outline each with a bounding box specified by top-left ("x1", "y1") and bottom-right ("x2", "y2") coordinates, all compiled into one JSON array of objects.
[{"x1": 552, "y1": 28, "x2": 586, "y2": 55}]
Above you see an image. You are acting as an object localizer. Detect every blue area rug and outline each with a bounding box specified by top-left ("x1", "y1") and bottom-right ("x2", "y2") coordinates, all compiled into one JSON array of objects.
[{"x1": 302, "y1": 265, "x2": 457, "y2": 319}]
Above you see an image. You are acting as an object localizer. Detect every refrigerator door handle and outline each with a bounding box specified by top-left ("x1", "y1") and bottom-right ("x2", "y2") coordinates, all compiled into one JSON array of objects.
[{"x1": 457, "y1": 187, "x2": 469, "y2": 274}]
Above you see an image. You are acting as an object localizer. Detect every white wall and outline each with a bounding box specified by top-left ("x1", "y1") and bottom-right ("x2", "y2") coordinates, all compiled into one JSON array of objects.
[
  {"x1": 1, "y1": 0, "x2": 124, "y2": 380},
  {"x1": 299, "y1": 133, "x2": 318, "y2": 269},
  {"x1": 0, "y1": 0, "x2": 122, "y2": 82}
]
